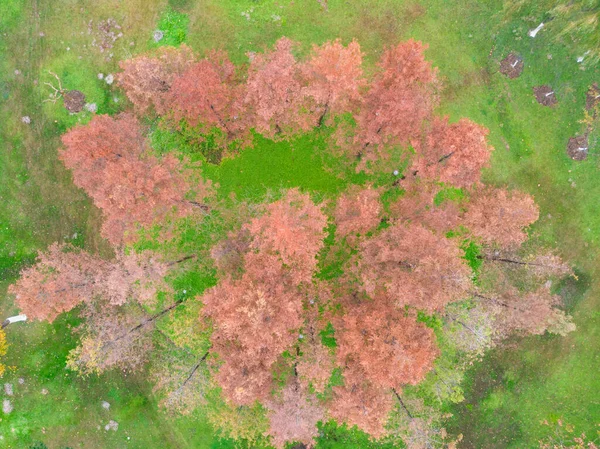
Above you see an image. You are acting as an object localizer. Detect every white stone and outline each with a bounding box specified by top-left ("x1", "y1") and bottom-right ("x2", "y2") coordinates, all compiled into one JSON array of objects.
[
  {"x1": 85, "y1": 103, "x2": 98, "y2": 113},
  {"x1": 105, "y1": 74, "x2": 114, "y2": 85},
  {"x1": 2, "y1": 400, "x2": 12, "y2": 414},
  {"x1": 4, "y1": 384, "x2": 13, "y2": 396},
  {"x1": 21, "y1": 116, "x2": 31, "y2": 124},
  {"x1": 528, "y1": 22, "x2": 544, "y2": 38},
  {"x1": 153, "y1": 30, "x2": 164, "y2": 43},
  {"x1": 102, "y1": 401, "x2": 110, "y2": 410},
  {"x1": 97, "y1": 73, "x2": 104, "y2": 79}
]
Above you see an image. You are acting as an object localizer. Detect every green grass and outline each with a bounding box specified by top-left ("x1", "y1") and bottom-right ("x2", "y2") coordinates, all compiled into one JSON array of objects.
[{"x1": 1, "y1": 0, "x2": 600, "y2": 448}]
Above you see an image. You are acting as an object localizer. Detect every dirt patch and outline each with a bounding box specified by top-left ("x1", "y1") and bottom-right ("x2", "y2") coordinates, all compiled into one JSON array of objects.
[
  {"x1": 567, "y1": 135, "x2": 589, "y2": 161},
  {"x1": 533, "y1": 85, "x2": 557, "y2": 107},
  {"x1": 499, "y1": 53, "x2": 523, "y2": 79},
  {"x1": 586, "y1": 83, "x2": 600, "y2": 112},
  {"x1": 63, "y1": 90, "x2": 86, "y2": 113}
]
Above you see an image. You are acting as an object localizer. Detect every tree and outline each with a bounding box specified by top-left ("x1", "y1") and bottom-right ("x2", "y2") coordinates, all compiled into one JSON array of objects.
[
  {"x1": 335, "y1": 297, "x2": 438, "y2": 391},
  {"x1": 266, "y1": 381, "x2": 325, "y2": 449},
  {"x1": 464, "y1": 186, "x2": 539, "y2": 248},
  {"x1": 411, "y1": 118, "x2": 493, "y2": 188},
  {"x1": 9, "y1": 243, "x2": 104, "y2": 322},
  {"x1": 328, "y1": 365, "x2": 395, "y2": 438},
  {"x1": 9, "y1": 243, "x2": 170, "y2": 321},
  {"x1": 202, "y1": 252, "x2": 305, "y2": 405},
  {"x1": 352, "y1": 40, "x2": 439, "y2": 164},
  {"x1": 60, "y1": 114, "x2": 197, "y2": 246},
  {"x1": 301, "y1": 39, "x2": 365, "y2": 126},
  {"x1": 244, "y1": 38, "x2": 313, "y2": 138},
  {"x1": 358, "y1": 223, "x2": 472, "y2": 312},
  {"x1": 67, "y1": 301, "x2": 155, "y2": 375},
  {"x1": 100, "y1": 250, "x2": 170, "y2": 307},
  {"x1": 245, "y1": 188, "x2": 328, "y2": 284},
  {"x1": 117, "y1": 44, "x2": 195, "y2": 114},
  {"x1": 334, "y1": 186, "x2": 382, "y2": 238},
  {"x1": 389, "y1": 181, "x2": 461, "y2": 234},
  {"x1": 165, "y1": 51, "x2": 248, "y2": 146}
]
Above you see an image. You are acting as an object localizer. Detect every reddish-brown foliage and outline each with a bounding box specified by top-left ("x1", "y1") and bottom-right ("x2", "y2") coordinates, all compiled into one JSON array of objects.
[
  {"x1": 328, "y1": 365, "x2": 395, "y2": 438},
  {"x1": 9, "y1": 243, "x2": 105, "y2": 322},
  {"x1": 354, "y1": 40, "x2": 439, "y2": 154},
  {"x1": 67, "y1": 300, "x2": 154, "y2": 375},
  {"x1": 334, "y1": 186, "x2": 381, "y2": 237},
  {"x1": 165, "y1": 51, "x2": 248, "y2": 143},
  {"x1": 117, "y1": 45, "x2": 195, "y2": 114},
  {"x1": 390, "y1": 181, "x2": 461, "y2": 234},
  {"x1": 465, "y1": 187, "x2": 539, "y2": 248},
  {"x1": 245, "y1": 189, "x2": 328, "y2": 284},
  {"x1": 244, "y1": 38, "x2": 314, "y2": 138},
  {"x1": 9, "y1": 243, "x2": 170, "y2": 322},
  {"x1": 335, "y1": 298, "x2": 438, "y2": 390},
  {"x1": 411, "y1": 117, "x2": 493, "y2": 188},
  {"x1": 100, "y1": 250, "x2": 170, "y2": 307},
  {"x1": 481, "y1": 283, "x2": 574, "y2": 338},
  {"x1": 302, "y1": 39, "x2": 365, "y2": 125},
  {"x1": 202, "y1": 253, "x2": 305, "y2": 405},
  {"x1": 266, "y1": 381, "x2": 325, "y2": 449},
  {"x1": 60, "y1": 114, "x2": 194, "y2": 246},
  {"x1": 359, "y1": 223, "x2": 472, "y2": 312}
]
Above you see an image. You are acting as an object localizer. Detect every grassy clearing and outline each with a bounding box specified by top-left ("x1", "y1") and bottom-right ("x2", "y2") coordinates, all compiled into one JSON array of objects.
[{"x1": 1, "y1": 0, "x2": 600, "y2": 448}]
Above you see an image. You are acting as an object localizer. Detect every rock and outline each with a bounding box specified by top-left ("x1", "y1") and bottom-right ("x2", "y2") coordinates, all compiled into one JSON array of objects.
[
  {"x1": 499, "y1": 53, "x2": 524, "y2": 79},
  {"x1": 104, "y1": 74, "x2": 114, "y2": 85},
  {"x1": 104, "y1": 420, "x2": 118, "y2": 431},
  {"x1": 41, "y1": 388, "x2": 49, "y2": 395},
  {"x1": 21, "y1": 116, "x2": 31, "y2": 124},
  {"x1": 63, "y1": 90, "x2": 86, "y2": 113},
  {"x1": 18, "y1": 378, "x2": 24, "y2": 385},
  {"x1": 97, "y1": 73, "x2": 104, "y2": 79},
  {"x1": 85, "y1": 102, "x2": 98, "y2": 113},
  {"x1": 2, "y1": 400, "x2": 12, "y2": 414},
  {"x1": 102, "y1": 401, "x2": 110, "y2": 410},
  {"x1": 533, "y1": 85, "x2": 557, "y2": 107},
  {"x1": 153, "y1": 30, "x2": 164, "y2": 43},
  {"x1": 4, "y1": 384, "x2": 13, "y2": 396}
]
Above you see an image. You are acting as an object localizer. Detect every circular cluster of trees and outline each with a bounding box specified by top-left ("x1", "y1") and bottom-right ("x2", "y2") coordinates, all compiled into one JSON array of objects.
[{"x1": 8, "y1": 38, "x2": 575, "y2": 448}]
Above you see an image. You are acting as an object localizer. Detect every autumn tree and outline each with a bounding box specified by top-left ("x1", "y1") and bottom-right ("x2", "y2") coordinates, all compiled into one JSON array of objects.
[
  {"x1": 464, "y1": 186, "x2": 539, "y2": 248},
  {"x1": 358, "y1": 222, "x2": 472, "y2": 312},
  {"x1": 202, "y1": 189, "x2": 327, "y2": 405},
  {"x1": 9, "y1": 243, "x2": 105, "y2": 322},
  {"x1": 117, "y1": 44, "x2": 195, "y2": 114},
  {"x1": 389, "y1": 181, "x2": 461, "y2": 234},
  {"x1": 265, "y1": 380, "x2": 325, "y2": 449},
  {"x1": 334, "y1": 186, "x2": 382, "y2": 238},
  {"x1": 335, "y1": 297, "x2": 439, "y2": 391},
  {"x1": 411, "y1": 117, "x2": 493, "y2": 188},
  {"x1": 351, "y1": 40, "x2": 439, "y2": 164},
  {"x1": 60, "y1": 114, "x2": 199, "y2": 245},
  {"x1": 301, "y1": 39, "x2": 365, "y2": 126},
  {"x1": 245, "y1": 188, "x2": 328, "y2": 284},
  {"x1": 328, "y1": 365, "x2": 395, "y2": 438},
  {"x1": 202, "y1": 253, "x2": 305, "y2": 405},
  {"x1": 244, "y1": 38, "x2": 313, "y2": 138},
  {"x1": 164, "y1": 51, "x2": 249, "y2": 147},
  {"x1": 67, "y1": 300, "x2": 155, "y2": 375},
  {"x1": 9, "y1": 243, "x2": 170, "y2": 322}
]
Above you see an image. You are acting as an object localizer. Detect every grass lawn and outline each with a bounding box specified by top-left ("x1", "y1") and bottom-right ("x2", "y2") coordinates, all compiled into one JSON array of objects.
[{"x1": 1, "y1": 0, "x2": 599, "y2": 448}]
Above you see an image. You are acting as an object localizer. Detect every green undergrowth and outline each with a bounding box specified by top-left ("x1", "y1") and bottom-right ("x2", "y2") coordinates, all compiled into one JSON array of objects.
[{"x1": 1, "y1": 0, "x2": 600, "y2": 448}]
